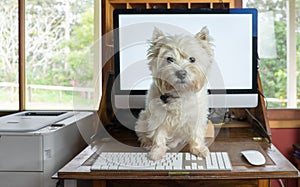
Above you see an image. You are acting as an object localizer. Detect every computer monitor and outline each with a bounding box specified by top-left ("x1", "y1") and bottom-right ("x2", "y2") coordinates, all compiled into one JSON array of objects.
[{"x1": 113, "y1": 8, "x2": 258, "y2": 109}]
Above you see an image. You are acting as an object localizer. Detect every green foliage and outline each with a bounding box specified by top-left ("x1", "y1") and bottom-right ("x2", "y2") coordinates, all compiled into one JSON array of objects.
[
  {"x1": 259, "y1": 21, "x2": 287, "y2": 107},
  {"x1": 65, "y1": 8, "x2": 94, "y2": 87},
  {"x1": 247, "y1": 0, "x2": 300, "y2": 108},
  {"x1": 24, "y1": 1, "x2": 94, "y2": 88},
  {"x1": 68, "y1": 9, "x2": 94, "y2": 50}
]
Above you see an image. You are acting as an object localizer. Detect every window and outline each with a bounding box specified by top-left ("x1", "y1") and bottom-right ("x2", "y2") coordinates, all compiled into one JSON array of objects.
[
  {"x1": 0, "y1": 0, "x2": 101, "y2": 111},
  {"x1": 1, "y1": 0, "x2": 299, "y2": 110},
  {"x1": 0, "y1": 0, "x2": 19, "y2": 110},
  {"x1": 245, "y1": 0, "x2": 300, "y2": 108}
]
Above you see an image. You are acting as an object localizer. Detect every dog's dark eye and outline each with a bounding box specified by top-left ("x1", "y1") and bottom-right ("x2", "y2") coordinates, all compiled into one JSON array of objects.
[
  {"x1": 167, "y1": 57, "x2": 175, "y2": 63},
  {"x1": 189, "y1": 57, "x2": 196, "y2": 63}
]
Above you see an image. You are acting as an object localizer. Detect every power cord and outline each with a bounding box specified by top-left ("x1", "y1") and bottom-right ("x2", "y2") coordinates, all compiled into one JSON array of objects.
[
  {"x1": 278, "y1": 179, "x2": 285, "y2": 187},
  {"x1": 258, "y1": 88, "x2": 269, "y2": 109},
  {"x1": 244, "y1": 108, "x2": 271, "y2": 144}
]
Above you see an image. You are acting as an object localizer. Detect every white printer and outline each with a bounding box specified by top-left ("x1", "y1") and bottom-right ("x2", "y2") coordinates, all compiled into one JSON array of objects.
[{"x1": 0, "y1": 111, "x2": 96, "y2": 187}]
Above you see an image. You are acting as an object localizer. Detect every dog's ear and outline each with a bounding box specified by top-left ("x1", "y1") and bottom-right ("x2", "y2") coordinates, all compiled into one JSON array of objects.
[
  {"x1": 195, "y1": 26, "x2": 214, "y2": 60},
  {"x1": 195, "y1": 26, "x2": 212, "y2": 42},
  {"x1": 152, "y1": 27, "x2": 165, "y2": 41},
  {"x1": 148, "y1": 28, "x2": 165, "y2": 61}
]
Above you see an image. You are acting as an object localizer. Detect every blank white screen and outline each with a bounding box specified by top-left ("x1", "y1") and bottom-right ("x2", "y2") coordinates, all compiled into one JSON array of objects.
[{"x1": 118, "y1": 14, "x2": 253, "y2": 91}]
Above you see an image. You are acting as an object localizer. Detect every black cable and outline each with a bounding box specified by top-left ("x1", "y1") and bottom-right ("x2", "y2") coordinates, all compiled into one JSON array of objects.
[
  {"x1": 257, "y1": 88, "x2": 269, "y2": 109},
  {"x1": 245, "y1": 108, "x2": 271, "y2": 144}
]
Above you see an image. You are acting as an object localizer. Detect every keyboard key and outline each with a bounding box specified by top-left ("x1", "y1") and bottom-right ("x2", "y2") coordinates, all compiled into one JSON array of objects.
[
  {"x1": 216, "y1": 152, "x2": 225, "y2": 169},
  {"x1": 185, "y1": 153, "x2": 191, "y2": 160},
  {"x1": 222, "y1": 152, "x2": 232, "y2": 170},
  {"x1": 191, "y1": 162, "x2": 198, "y2": 169},
  {"x1": 119, "y1": 166, "x2": 155, "y2": 170},
  {"x1": 191, "y1": 154, "x2": 197, "y2": 160}
]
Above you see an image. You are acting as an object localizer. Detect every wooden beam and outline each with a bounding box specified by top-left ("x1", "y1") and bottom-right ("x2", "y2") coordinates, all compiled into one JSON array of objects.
[{"x1": 19, "y1": 0, "x2": 25, "y2": 111}]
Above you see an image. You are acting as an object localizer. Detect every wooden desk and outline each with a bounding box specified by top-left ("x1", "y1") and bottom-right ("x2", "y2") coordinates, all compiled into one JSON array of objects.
[
  {"x1": 293, "y1": 153, "x2": 300, "y2": 187},
  {"x1": 55, "y1": 124, "x2": 300, "y2": 187}
]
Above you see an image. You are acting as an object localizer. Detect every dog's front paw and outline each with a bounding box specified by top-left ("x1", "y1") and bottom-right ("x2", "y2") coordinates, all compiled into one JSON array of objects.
[
  {"x1": 140, "y1": 137, "x2": 153, "y2": 150},
  {"x1": 190, "y1": 145, "x2": 210, "y2": 158},
  {"x1": 148, "y1": 146, "x2": 167, "y2": 160}
]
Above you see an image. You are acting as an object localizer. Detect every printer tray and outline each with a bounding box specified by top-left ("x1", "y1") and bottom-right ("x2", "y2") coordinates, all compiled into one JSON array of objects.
[{"x1": 0, "y1": 111, "x2": 73, "y2": 132}]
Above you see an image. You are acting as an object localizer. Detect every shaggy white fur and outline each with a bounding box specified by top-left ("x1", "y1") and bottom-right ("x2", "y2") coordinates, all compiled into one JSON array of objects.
[{"x1": 135, "y1": 26, "x2": 214, "y2": 160}]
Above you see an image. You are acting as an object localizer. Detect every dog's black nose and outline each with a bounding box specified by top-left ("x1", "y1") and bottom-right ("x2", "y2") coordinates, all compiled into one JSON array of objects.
[{"x1": 175, "y1": 70, "x2": 187, "y2": 80}]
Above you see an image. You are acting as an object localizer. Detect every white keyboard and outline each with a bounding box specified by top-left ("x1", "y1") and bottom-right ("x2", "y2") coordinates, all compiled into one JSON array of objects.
[{"x1": 91, "y1": 152, "x2": 232, "y2": 171}]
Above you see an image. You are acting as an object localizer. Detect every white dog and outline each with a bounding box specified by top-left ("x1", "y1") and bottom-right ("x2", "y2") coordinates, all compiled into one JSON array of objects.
[{"x1": 135, "y1": 26, "x2": 214, "y2": 160}]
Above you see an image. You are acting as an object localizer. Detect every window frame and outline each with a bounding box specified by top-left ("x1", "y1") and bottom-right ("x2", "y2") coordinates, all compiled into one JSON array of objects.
[
  {"x1": 286, "y1": 0, "x2": 297, "y2": 108},
  {"x1": 19, "y1": 0, "x2": 25, "y2": 110}
]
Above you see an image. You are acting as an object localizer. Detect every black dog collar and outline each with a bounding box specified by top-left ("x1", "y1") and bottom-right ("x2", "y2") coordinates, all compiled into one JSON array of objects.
[{"x1": 160, "y1": 93, "x2": 179, "y2": 104}]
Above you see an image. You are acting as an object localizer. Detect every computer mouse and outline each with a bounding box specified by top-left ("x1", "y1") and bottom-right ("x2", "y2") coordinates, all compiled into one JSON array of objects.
[{"x1": 241, "y1": 150, "x2": 266, "y2": 166}]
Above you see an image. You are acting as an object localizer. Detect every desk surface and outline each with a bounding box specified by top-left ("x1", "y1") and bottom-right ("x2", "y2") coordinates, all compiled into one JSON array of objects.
[{"x1": 56, "y1": 124, "x2": 300, "y2": 181}]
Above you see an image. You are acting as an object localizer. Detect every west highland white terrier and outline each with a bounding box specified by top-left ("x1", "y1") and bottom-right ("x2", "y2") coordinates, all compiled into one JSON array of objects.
[{"x1": 135, "y1": 26, "x2": 214, "y2": 160}]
